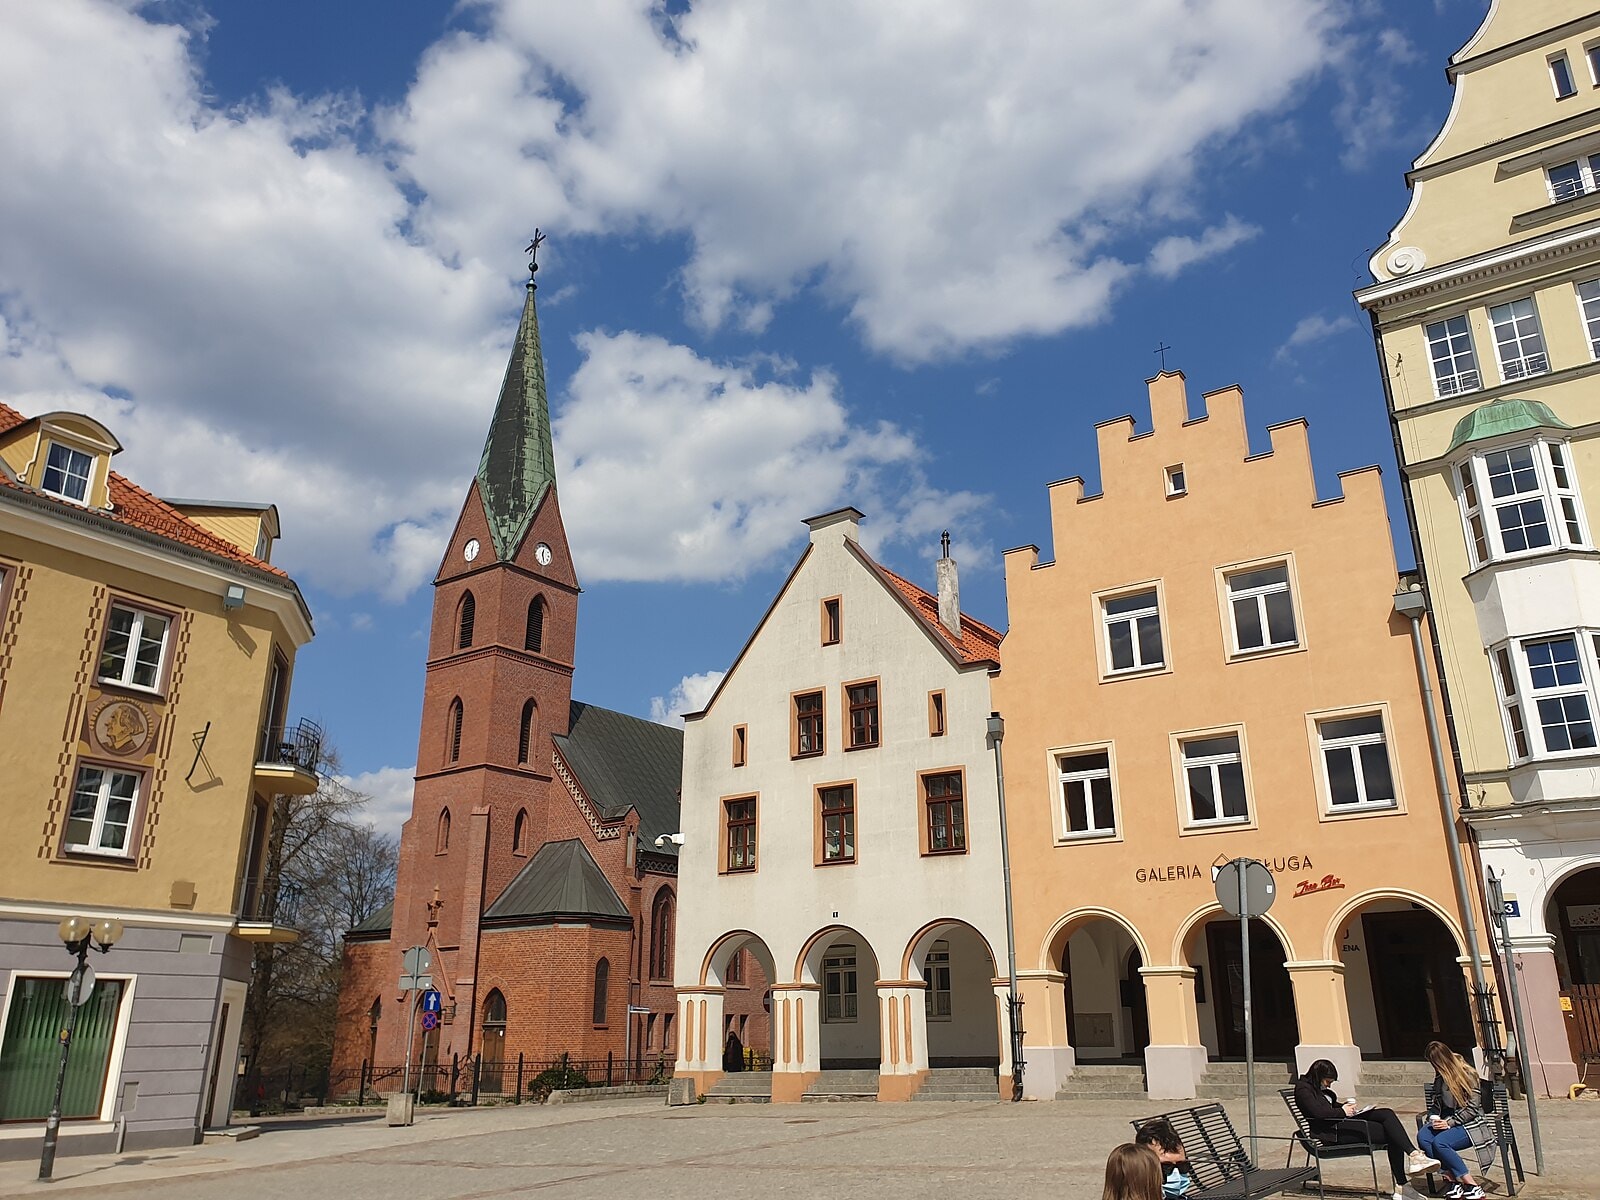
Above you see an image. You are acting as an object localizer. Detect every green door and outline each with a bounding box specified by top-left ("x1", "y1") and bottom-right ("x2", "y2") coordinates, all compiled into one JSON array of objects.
[{"x1": 0, "y1": 976, "x2": 125, "y2": 1121}]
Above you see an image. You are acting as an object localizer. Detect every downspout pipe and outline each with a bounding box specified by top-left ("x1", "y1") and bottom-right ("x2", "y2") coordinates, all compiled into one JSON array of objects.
[
  {"x1": 1394, "y1": 585, "x2": 1495, "y2": 1051},
  {"x1": 987, "y1": 711, "x2": 1024, "y2": 1101}
]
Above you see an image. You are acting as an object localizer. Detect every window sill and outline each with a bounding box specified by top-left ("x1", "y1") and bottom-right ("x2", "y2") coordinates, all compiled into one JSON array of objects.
[
  {"x1": 1512, "y1": 185, "x2": 1600, "y2": 231},
  {"x1": 1320, "y1": 801, "x2": 1402, "y2": 822},
  {"x1": 922, "y1": 846, "x2": 968, "y2": 857},
  {"x1": 720, "y1": 865, "x2": 757, "y2": 875},
  {"x1": 1179, "y1": 817, "x2": 1255, "y2": 836},
  {"x1": 1100, "y1": 663, "x2": 1171, "y2": 683},
  {"x1": 58, "y1": 848, "x2": 137, "y2": 866},
  {"x1": 1226, "y1": 641, "x2": 1303, "y2": 663},
  {"x1": 815, "y1": 857, "x2": 856, "y2": 867},
  {"x1": 1462, "y1": 545, "x2": 1600, "y2": 581},
  {"x1": 1057, "y1": 830, "x2": 1120, "y2": 845},
  {"x1": 792, "y1": 751, "x2": 824, "y2": 761},
  {"x1": 95, "y1": 678, "x2": 166, "y2": 700},
  {"x1": 844, "y1": 742, "x2": 880, "y2": 752}
]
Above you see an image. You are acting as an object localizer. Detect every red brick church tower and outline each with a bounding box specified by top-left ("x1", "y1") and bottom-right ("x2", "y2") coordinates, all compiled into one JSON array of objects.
[{"x1": 331, "y1": 254, "x2": 761, "y2": 1091}]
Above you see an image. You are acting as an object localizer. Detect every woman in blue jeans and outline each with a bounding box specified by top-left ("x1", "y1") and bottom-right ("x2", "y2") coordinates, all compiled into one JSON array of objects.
[{"x1": 1419, "y1": 1040, "x2": 1494, "y2": 1200}]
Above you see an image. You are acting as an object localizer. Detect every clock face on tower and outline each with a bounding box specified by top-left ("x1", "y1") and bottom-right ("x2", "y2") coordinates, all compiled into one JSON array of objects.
[
  {"x1": 463, "y1": 538, "x2": 480, "y2": 562},
  {"x1": 534, "y1": 542, "x2": 553, "y2": 566}
]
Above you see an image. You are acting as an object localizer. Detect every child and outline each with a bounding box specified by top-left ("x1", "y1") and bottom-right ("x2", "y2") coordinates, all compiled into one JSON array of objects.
[
  {"x1": 1102, "y1": 1143, "x2": 1164, "y2": 1200},
  {"x1": 1134, "y1": 1119, "x2": 1194, "y2": 1198}
]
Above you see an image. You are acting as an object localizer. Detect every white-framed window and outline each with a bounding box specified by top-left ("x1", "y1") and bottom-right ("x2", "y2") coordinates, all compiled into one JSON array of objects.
[
  {"x1": 823, "y1": 949, "x2": 857, "y2": 1022},
  {"x1": 924, "y1": 941, "x2": 952, "y2": 1021},
  {"x1": 1179, "y1": 733, "x2": 1249, "y2": 826},
  {"x1": 1523, "y1": 634, "x2": 1598, "y2": 755},
  {"x1": 1587, "y1": 43, "x2": 1600, "y2": 87},
  {"x1": 40, "y1": 442, "x2": 94, "y2": 504},
  {"x1": 1316, "y1": 713, "x2": 1397, "y2": 811},
  {"x1": 1547, "y1": 155, "x2": 1600, "y2": 204},
  {"x1": 98, "y1": 604, "x2": 170, "y2": 690},
  {"x1": 1058, "y1": 750, "x2": 1116, "y2": 838},
  {"x1": 1424, "y1": 315, "x2": 1481, "y2": 398},
  {"x1": 1552, "y1": 53, "x2": 1578, "y2": 99},
  {"x1": 1102, "y1": 587, "x2": 1164, "y2": 673},
  {"x1": 1575, "y1": 278, "x2": 1600, "y2": 358},
  {"x1": 1225, "y1": 562, "x2": 1298, "y2": 654},
  {"x1": 1456, "y1": 440, "x2": 1588, "y2": 565},
  {"x1": 65, "y1": 763, "x2": 140, "y2": 856},
  {"x1": 1165, "y1": 464, "x2": 1187, "y2": 496},
  {"x1": 1488, "y1": 297, "x2": 1549, "y2": 382},
  {"x1": 1494, "y1": 645, "x2": 1532, "y2": 760}
]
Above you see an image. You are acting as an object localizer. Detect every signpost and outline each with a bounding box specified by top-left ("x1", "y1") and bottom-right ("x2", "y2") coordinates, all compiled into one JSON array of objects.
[
  {"x1": 1485, "y1": 869, "x2": 1545, "y2": 1174},
  {"x1": 1215, "y1": 858, "x2": 1275, "y2": 1155},
  {"x1": 397, "y1": 947, "x2": 432, "y2": 1119}
]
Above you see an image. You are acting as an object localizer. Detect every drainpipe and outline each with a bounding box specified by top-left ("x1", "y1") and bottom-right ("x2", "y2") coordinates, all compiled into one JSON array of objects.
[
  {"x1": 987, "y1": 711, "x2": 1024, "y2": 1101},
  {"x1": 1393, "y1": 584, "x2": 1496, "y2": 1051}
]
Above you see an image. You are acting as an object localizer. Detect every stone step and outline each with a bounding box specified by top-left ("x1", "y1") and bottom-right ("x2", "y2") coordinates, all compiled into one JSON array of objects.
[
  {"x1": 705, "y1": 1073, "x2": 773, "y2": 1101},
  {"x1": 802, "y1": 1070, "x2": 880, "y2": 1101},
  {"x1": 1056, "y1": 1064, "x2": 1148, "y2": 1100}
]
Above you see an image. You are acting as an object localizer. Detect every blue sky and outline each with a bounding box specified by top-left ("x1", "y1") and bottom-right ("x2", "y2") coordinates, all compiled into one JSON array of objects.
[{"x1": 0, "y1": 1, "x2": 1485, "y2": 833}]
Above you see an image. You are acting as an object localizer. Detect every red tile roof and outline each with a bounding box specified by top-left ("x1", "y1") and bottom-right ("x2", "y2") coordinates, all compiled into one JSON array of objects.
[
  {"x1": 0, "y1": 401, "x2": 286, "y2": 576},
  {"x1": 852, "y1": 542, "x2": 1003, "y2": 665}
]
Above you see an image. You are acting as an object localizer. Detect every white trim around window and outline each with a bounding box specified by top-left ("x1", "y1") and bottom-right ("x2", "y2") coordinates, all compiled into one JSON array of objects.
[
  {"x1": 64, "y1": 762, "x2": 142, "y2": 857},
  {"x1": 1423, "y1": 313, "x2": 1482, "y2": 399},
  {"x1": 1218, "y1": 556, "x2": 1302, "y2": 659},
  {"x1": 1575, "y1": 278, "x2": 1600, "y2": 359},
  {"x1": 1487, "y1": 296, "x2": 1550, "y2": 383},
  {"x1": 1096, "y1": 580, "x2": 1168, "y2": 678},
  {"x1": 39, "y1": 440, "x2": 96, "y2": 506},
  {"x1": 1051, "y1": 742, "x2": 1122, "y2": 843},
  {"x1": 1495, "y1": 631, "x2": 1600, "y2": 762},
  {"x1": 98, "y1": 603, "x2": 172, "y2": 692},
  {"x1": 1454, "y1": 438, "x2": 1590, "y2": 567},
  {"x1": 1307, "y1": 705, "x2": 1403, "y2": 820},
  {"x1": 0, "y1": 971, "x2": 137, "y2": 1125},
  {"x1": 1171, "y1": 726, "x2": 1255, "y2": 833}
]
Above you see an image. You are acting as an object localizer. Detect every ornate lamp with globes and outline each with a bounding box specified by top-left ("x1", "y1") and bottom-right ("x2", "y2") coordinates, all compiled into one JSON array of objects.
[{"x1": 38, "y1": 915, "x2": 123, "y2": 1181}]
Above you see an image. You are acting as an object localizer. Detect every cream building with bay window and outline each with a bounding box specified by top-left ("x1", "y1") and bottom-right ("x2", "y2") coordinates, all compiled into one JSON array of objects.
[
  {"x1": 0, "y1": 402, "x2": 316, "y2": 1155},
  {"x1": 1357, "y1": 0, "x2": 1600, "y2": 1095}
]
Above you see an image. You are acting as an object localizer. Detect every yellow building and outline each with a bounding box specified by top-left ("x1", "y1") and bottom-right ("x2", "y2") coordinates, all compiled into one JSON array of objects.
[
  {"x1": 996, "y1": 373, "x2": 1490, "y2": 1100},
  {"x1": 0, "y1": 403, "x2": 316, "y2": 1155},
  {"x1": 1357, "y1": 0, "x2": 1600, "y2": 1095}
]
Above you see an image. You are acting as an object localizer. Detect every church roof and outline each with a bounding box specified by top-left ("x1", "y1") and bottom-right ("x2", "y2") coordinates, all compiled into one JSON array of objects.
[
  {"x1": 1447, "y1": 397, "x2": 1569, "y2": 454},
  {"x1": 346, "y1": 900, "x2": 393, "y2": 938},
  {"x1": 555, "y1": 701, "x2": 684, "y2": 852},
  {"x1": 482, "y1": 838, "x2": 629, "y2": 923},
  {"x1": 476, "y1": 275, "x2": 557, "y2": 561}
]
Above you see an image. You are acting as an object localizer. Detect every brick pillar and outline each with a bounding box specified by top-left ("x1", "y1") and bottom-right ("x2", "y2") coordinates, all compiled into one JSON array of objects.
[
  {"x1": 876, "y1": 980, "x2": 929, "y2": 1100},
  {"x1": 451, "y1": 806, "x2": 492, "y2": 1060},
  {"x1": 769, "y1": 984, "x2": 820, "y2": 1102}
]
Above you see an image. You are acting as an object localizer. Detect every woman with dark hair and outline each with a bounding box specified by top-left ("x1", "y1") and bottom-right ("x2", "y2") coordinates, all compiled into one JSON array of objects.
[
  {"x1": 1420, "y1": 1040, "x2": 1493, "y2": 1200},
  {"x1": 1102, "y1": 1143, "x2": 1164, "y2": 1200},
  {"x1": 1293, "y1": 1058, "x2": 1438, "y2": 1200}
]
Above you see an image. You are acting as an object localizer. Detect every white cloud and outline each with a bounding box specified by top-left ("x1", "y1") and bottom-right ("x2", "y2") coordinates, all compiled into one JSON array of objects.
[
  {"x1": 1146, "y1": 216, "x2": 1261, "y2": 280},
  {"x1": 1274, "y1": 312, "x2": 1358, "y2": 362},
  {"x1": 649, "y1": 670, "x2": 727, "y2": 725},
  {"x1": 389, "y1": 0, "x2": 1341, "y2": 360},
  {"x1": 337, "y1": 765, "x2": 416, "y2": 841},
  {"x1": 557, "y1": 331, "x2": 990, "y2": 583}
]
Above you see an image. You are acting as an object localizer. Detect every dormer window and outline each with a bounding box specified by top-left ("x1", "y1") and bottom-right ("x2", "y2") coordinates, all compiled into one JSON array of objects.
[{"x1": 42, "y1": 442, "x2": 94, "y2": 504}]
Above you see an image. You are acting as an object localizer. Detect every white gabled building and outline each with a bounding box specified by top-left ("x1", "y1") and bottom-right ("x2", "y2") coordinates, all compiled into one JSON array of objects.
[{"x1": 673, "y1": 507, "x2": 1011, "y2": 1101}]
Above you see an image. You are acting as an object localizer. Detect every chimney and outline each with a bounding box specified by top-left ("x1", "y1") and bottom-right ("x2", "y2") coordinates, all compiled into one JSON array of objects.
[{"x1": 936, "y1": 530, "x2": 961, "y2": 638}]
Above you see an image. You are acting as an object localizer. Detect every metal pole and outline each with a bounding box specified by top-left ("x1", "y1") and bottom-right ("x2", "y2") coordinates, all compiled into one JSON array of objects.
[
  {"x1": 1399, "y1": 601, "x2": 1498, "y2": 1057},
  {"x1": 38, "y1": 942, "x2": 90, "y2": 1181},
  {"x1": 1239, "y1": 862, "x2": 1257, "y2": 1156},
  {"x1": 401, "y1": 989, "x2": 417, "y2": 1098},
  {"x1": 1486, "y1": 869, "x2": 1545, "y2": 1175},
  {"x1": 988, "y1": 713, "x2": 1025, "y2": 1101}
]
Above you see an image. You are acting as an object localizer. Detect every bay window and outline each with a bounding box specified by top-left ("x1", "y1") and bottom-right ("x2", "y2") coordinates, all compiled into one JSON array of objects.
[{"x1": 1456, "y1": 440, "x2": 1588, "y2": 565}]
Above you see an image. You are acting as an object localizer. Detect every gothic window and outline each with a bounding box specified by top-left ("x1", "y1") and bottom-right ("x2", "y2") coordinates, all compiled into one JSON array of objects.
[
  {"x1": 481, "y1": 989, "x2": 507, "y2": 1064},
  {"x1": 513, "y1": 808, "x2": 529, "y2": 855},
  {"x1": 525, "y1": 596, "x2": 545, "y2": 653},
  {"x1": 447, "y1": 698, "x2": 464, "y2": 763},
  {"x1": 437, "y1": 807, "x2": 451, "y2": 853},
  {"x1": 457, "y1": 591, "x2": 476, "y2": 650},
  {"x1": 592, "y1": 958, "x2": 610, "y2": 1026},
  {"x1": 367, "y1": 998, "x2": 380, "y2": 1065},
  {"x1": 649, "y1": 891, "x2": 674, "y2": 980},
  {"x1": 518, "y1": 699, "x2": 537, "y2": 765}
]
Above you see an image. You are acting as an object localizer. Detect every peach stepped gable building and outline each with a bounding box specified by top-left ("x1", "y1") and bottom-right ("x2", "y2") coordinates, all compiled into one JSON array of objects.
[
  {"x1": 674, "y1": 508, "x2": 1010, "y2": 1102},
  {"x1": 0, "y1": 404, "x2": 316, "y2": 1155},
  {"x1": 330, "y1": 262, "x2": 765, "y2": 1095},
  {"x1": 1356, "y1": 0, "x2": 1600, "y2": 1096},
  {"x1": 995, "y1": 372, "x2": 1492, "y2": 1101}
]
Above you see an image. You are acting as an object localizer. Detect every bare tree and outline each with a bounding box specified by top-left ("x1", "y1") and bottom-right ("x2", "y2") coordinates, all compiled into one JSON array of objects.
[{"x1": 242, "y1": 743, "x2": 397, "y2": 1075}]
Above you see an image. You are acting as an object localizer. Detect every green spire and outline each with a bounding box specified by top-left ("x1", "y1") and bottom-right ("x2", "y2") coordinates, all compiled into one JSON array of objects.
[{"x1": 476, "y1": 272, "x2": 556, "y2": 561}]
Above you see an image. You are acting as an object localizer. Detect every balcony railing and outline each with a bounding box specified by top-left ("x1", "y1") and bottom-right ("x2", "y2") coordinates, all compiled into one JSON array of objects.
[
  {"x1": 1435, "y1": 369, "x2": 1481, "y2": 398},
  {"x1": 258, "y1": 717, "x2": 323, "y2": 772},
  {"x1": 1500, "y1": 353, "x2": 1549, "y2": 382},
  {"x1": 238, "y1": 874, "x2": 303, "y2": 923}
]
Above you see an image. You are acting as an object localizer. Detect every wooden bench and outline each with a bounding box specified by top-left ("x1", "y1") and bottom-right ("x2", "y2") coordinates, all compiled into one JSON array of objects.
[{"x1": 1132, "y1": 1103, "x2": 1319, "y2": 1200}]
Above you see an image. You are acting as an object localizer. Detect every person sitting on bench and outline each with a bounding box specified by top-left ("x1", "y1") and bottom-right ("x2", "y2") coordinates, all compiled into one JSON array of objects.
[
  {"x1": 1293, "y1": 1059, "x2": 1438, "y2": 1200},
  {"x1": 1135, "y1": 1118, "x2": 1194, "y2": 1197}
]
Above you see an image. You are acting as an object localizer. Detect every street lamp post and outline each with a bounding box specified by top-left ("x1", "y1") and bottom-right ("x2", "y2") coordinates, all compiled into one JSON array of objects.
[
  {"x1": 987, "y1": 712, "x2": 1025, "y2": 1101},
  {"x1": 39, "y1": 915, "x2": 123, "y2": 1181}
]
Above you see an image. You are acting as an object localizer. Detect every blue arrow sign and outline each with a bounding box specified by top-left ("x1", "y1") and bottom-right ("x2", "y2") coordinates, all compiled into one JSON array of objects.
[{"x1": 421, "y1": 989, "x2": 442, "y2": 1014}]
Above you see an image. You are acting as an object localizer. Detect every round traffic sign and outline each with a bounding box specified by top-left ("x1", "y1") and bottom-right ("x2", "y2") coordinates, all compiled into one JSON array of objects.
[
  {"x1": 63, "y1": 964, "x2": 96, "y2": 1008},
  {"x1": 421, "y1": 1011, "x2": 439, "y2": 1032},
  {"x1": 1215, "y1": 858, "x2": 1275, "y2": 917}
]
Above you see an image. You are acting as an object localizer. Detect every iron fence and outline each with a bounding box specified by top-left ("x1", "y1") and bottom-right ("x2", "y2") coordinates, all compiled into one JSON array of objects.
[{"x1": 301, "y1": 1051, "x2": 676, "y2": 1110}]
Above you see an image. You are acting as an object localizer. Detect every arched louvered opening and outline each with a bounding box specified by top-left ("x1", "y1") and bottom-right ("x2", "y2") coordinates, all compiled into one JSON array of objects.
[
  {"x1": 592, "y1": 958, "x2": 610, "y2": 1027},
  {"x1": 525, "y1": 596, "x2": 545, "y2": 653},
  {"x1": 518, "y1": 698, "x2": 538, "y2": 765},
  {"x1": 649, "y1": 889, "x2": 675, "y2": 980},
  {"x1": 513, "y1": 808, "x2": 529, "y2": 854},
  {"x1": 437, "y1": 807, "x2": 452, "y2": 853},
  {"x1": 457, "y1": 591, "x2": 476, "y2": 649},
  {"x1": 447, "y1": 697, "x2": 464, "y2": 763}
]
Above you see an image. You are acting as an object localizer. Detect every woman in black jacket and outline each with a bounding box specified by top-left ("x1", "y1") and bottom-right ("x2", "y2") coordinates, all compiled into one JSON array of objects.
[{"x1": 1293, "y1": 1059, "x2": 1438, "y2": 1199}]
